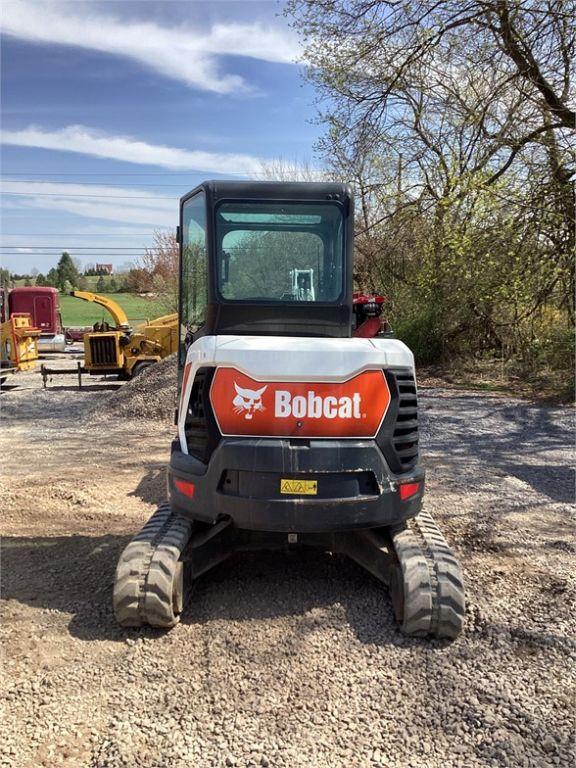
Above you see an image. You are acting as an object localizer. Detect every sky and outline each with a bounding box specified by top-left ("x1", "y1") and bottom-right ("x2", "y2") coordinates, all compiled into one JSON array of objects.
[{"x1": 0, "y1": 0, "x2": 319, "y2": 274}]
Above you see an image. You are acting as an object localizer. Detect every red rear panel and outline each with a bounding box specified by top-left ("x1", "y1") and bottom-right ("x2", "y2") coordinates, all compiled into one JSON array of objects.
[
  {"x1": 210, "y1": 368, "x2": 391, "y2": 438},
  {"x1": 9, "y1": 288, "x2": 61, "y2": 334}
]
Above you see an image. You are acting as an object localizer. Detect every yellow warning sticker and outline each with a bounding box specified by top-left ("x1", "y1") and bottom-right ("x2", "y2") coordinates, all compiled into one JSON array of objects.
[{"x1": 280, "y1": 479, "x2": 318, "y2": 495}]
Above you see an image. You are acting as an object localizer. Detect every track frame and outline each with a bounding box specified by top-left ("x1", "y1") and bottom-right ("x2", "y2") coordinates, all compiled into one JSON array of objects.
[{"x1": 113, "y1": 506, "x2": 465, "y2": 638}]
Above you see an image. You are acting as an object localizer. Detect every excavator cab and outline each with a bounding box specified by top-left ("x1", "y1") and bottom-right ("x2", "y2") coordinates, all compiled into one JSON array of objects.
[
  {"x1": 177, "y1": 181, "x2": 354, "y2": 367},
  {"x1": 112, "y1": 181, "x2": 465, "y2": 640}
]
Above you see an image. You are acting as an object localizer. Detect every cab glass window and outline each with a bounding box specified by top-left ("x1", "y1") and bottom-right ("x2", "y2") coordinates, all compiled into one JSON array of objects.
[
  {"x1": 180, "y1": 192, "x2": 207, "y2": 362},
  {"x1": 215, "y1": 201, "x2": 344, "y2": 303}
]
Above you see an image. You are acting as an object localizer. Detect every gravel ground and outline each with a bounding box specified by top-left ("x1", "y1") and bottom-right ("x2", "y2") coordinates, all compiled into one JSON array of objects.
[
  {"x1": 88, "y1": 354, "x2": 178, "y2": 423},
  {"x1": 1, "y1": 367, "x2": 574, "y2": 768}
]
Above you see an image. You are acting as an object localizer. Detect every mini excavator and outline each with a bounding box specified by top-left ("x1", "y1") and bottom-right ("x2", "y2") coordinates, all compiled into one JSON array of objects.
[{"x1": 113, "y1": 181, "x2": 465, "y2": 638}]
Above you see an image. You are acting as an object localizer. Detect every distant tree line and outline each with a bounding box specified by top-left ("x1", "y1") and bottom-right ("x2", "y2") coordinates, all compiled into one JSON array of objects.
[{"x1": 2, "y1": 234, "x2": 179, "y2": 308}]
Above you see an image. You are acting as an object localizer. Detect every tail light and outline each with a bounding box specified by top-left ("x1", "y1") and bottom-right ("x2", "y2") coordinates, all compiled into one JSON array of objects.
[{"x1": 399, "y1": 481, "x2": 421, "y2": 501}]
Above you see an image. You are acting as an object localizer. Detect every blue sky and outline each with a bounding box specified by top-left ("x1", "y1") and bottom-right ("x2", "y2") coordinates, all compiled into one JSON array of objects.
[{"x1": 1, "y1": 0, "x2": 319, "y2": 274}]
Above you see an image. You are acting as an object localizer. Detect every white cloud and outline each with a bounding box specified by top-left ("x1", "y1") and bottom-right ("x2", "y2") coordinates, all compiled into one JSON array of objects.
[
  {"x1": 0, "y1": 1, "x2": 301, "y2": 94},
  {"x1": 2, "y1": 180, "x2": 177, "y2": 227},
  {"x1": 1, "y1": 125, "x2": 265, "y2": 174}
]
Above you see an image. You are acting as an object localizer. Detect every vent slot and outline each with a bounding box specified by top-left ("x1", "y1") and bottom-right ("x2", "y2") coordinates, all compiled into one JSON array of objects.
[
  {"x1": 89, "y1": 336, "x2": 117, "y2": 366},
  {"x1": 377, "y1": 368, "x2": 419, "y2": 473},
  {"x1": 393, "y1": 370, "x2": 419, "y2": 470}
]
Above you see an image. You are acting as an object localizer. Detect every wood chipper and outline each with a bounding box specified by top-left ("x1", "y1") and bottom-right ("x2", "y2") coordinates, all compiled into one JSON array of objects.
[
  {"x1": 113, "y1": 181, "x2": 465, "y2": 638},
  {"x1": 40, "y1": 291, "x2": 178, "y2": 386},
  {"x1": 70, "y1": 291, "x2": 178, "y2": 379}
]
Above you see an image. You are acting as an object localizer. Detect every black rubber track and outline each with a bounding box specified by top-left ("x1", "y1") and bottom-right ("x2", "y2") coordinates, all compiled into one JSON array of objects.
[
  {"x1": 391, "y1": 510, "x2": 465, "y2": 639},
  {"x1": 113, "y1": 503, "x2": 193, "y2": 628},
  {"x1": 113, "y1": 504, "x2": 464, "y2": 637}
]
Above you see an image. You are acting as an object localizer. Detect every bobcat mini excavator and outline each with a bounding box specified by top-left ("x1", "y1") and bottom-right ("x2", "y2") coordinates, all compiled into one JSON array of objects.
[{"x1": 113, "y1": 181, "x2": 465, "y2": 638}]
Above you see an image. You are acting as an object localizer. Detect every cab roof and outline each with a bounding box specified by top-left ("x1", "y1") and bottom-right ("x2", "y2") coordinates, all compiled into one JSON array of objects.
[{"x1": 180, "y1": 180, "x2": 352, "y2": 206}]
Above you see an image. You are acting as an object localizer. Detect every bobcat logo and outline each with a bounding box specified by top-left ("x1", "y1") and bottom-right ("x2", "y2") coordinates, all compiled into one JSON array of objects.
[{"x1": 233, "y1": 382, "x2": 267, "y2": 419}]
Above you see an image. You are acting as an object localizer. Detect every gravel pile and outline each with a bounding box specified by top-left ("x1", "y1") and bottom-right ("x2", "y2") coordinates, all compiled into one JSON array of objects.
[
  {"x1": 1, "y1": 383, "x2": 574, "y2": 768},
  {"x1": 89, "y1": 354, "x2": 178, "y2": 423}
]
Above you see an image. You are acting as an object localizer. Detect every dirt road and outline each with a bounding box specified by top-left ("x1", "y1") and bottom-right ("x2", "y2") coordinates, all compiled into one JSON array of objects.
[{"x1": 1, "y1": 369, "x2": 574, "y2": 768}]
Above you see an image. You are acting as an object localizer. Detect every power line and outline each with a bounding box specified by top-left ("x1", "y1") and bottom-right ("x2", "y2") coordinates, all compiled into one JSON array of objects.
[
  {"x1": 0, "y1": 232, "x2": 166, "y2": 236},
  {"x1": 1, "y1": 256, "x2": 145, "y2": 260},
  {"x1": 1, "y1": 253, "x2": 141, "y2": 261},
  {"x1": 0, "y1": 246, "x2": 152, "y2": 250},
  {"x1": 1, "y1": 172, "x2": 201, "y2": 176},
  {"x1": 2, "y1": 251, "x2": 147, "y2": 255},
  {"x1": 2, "y1": 180, "x2": 190, "y2": 187},
  {"x1": 1, "y1": 191, "x2": 177, "y2": 200}
]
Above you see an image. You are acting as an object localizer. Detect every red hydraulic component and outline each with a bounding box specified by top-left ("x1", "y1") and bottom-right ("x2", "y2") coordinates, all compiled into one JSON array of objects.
[{"x1": 353, "y1": 292, "x2": 387, "y2": 338}]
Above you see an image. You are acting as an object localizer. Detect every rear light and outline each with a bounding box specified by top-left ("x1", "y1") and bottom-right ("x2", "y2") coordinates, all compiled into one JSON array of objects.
[
  {"x1": 174, "y1": 478, "x2": 195, "y2": 498},
  {"x1": 399, "y1": 481, "x2": 421, "y2": 501}
]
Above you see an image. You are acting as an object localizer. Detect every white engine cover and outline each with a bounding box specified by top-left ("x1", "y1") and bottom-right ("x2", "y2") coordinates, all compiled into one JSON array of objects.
[{"x1": 179, "y1": 335, "x2": 414, "y2": 454}]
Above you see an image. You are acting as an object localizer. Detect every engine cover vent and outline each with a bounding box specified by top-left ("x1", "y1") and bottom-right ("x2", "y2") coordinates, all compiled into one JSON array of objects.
[
  {"x1": 377, "y1": 368, "x2": 419, "y2": 474},
  {"x1": 184, "y1": 366, "x2": 220, "y2": 463}
]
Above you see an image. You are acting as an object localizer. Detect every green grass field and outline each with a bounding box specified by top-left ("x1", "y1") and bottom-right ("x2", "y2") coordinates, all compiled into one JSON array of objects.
[{"x1": 60, "y1": 293, "x2": 166, "y2": 326}]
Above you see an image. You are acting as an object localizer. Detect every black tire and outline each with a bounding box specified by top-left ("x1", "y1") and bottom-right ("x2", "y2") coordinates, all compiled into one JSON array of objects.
[
  {"x1": 389, "y1": 526, "x2": 433, "y2": 636},
  {"x1": 130, "y1": 361, "x2": 154, "y2": 379},
  {"x1": 113, "y1": 503, "x2": 193, "y2": 629},
  {"x1": 413, "y1": 511, "x2": 466, "y2": 639},
  {"x1": 390, "y1": 512, "x2": 465, "y2": 639}
]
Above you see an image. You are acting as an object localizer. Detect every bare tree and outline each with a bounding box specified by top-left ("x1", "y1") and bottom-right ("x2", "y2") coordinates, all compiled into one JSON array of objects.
[
  {"x1": 141, "y1": 231, "x2": 179, "y2": 312},
  {"x1": 286, "y1": 0, "x2": 575, "y2": 373},
  {"x1": 255, "y1": 157, "x2": 331, "y2": 182}
]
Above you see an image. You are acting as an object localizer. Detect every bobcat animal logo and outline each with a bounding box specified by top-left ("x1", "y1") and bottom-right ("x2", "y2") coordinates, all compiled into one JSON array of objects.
[{"x1": 233, "y1": 382, "x2": 267, "y2": 420}]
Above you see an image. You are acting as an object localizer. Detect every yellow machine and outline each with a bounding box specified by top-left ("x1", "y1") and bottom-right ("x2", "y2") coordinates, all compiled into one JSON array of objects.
[
  {"x1": 0, "y1": 314, "x2": 41, "y2": 384},
  {"x1": 71, "y1": 291, "x2": 178, "y2": 378}
]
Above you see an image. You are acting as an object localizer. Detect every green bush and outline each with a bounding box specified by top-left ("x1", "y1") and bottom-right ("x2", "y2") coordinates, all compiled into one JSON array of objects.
[
  {"x1": 532, "y1": 325, "x2": 574, "y2": 373},
  {"x1": 394, "y1": 308, "x2": 444, "y2": 365}
]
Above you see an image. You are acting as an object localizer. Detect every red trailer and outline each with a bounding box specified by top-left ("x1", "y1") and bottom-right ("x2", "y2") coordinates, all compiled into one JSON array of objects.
[{"x1": 8, "y1": 287, "x2": 66, "y2": 352}]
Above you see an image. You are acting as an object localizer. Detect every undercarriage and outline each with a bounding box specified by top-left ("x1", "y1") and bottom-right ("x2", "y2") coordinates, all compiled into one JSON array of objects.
[{"x1": 113, "y1": 503, "x2": 465, "y2": 639}]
